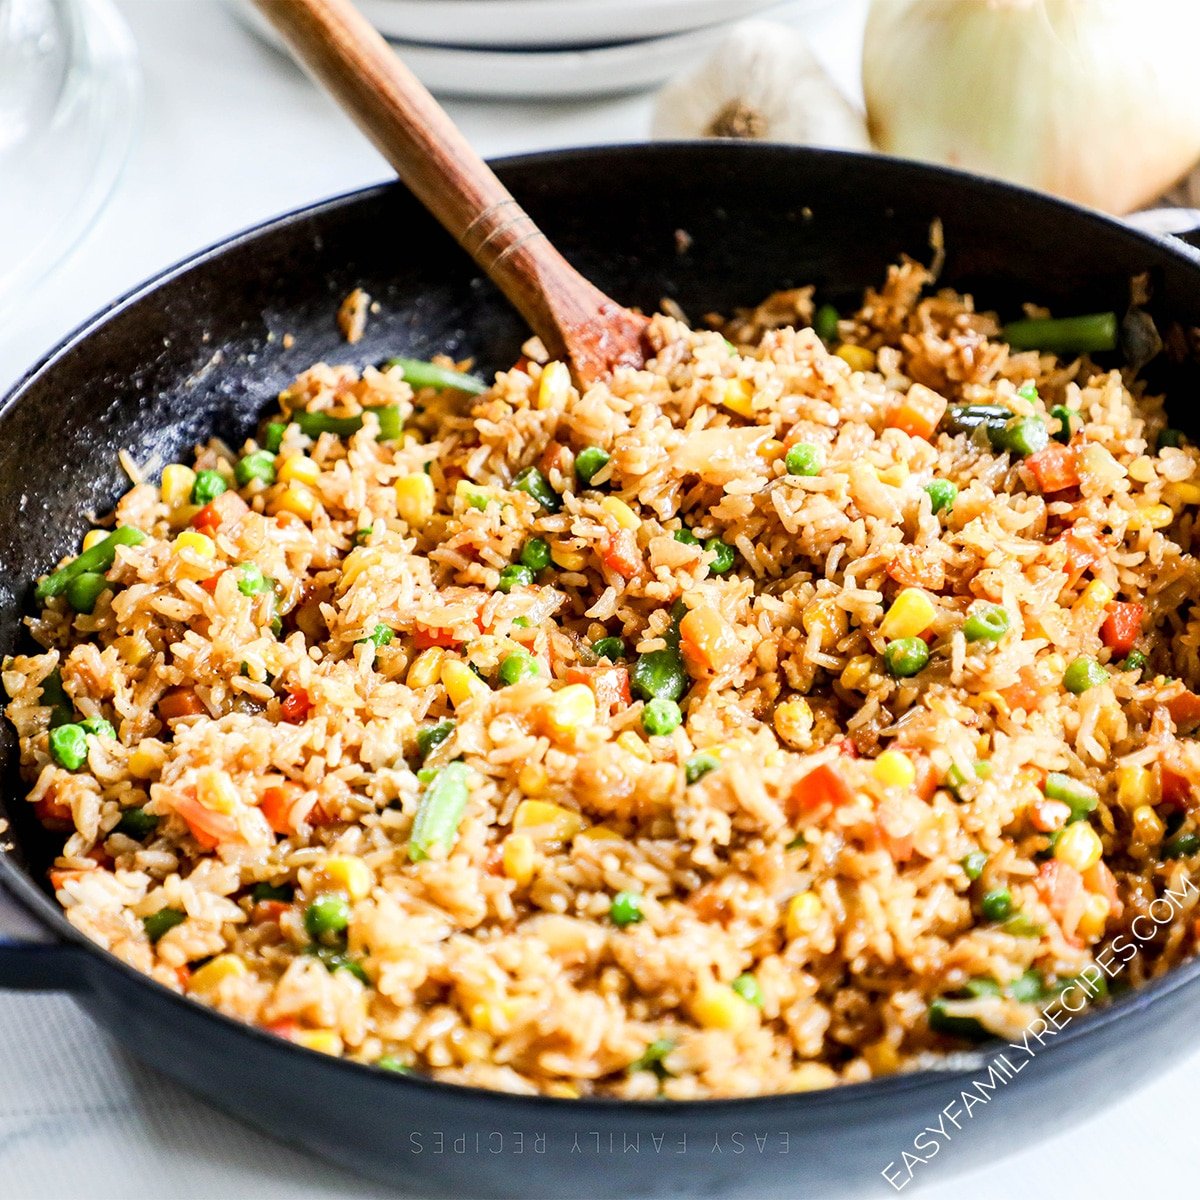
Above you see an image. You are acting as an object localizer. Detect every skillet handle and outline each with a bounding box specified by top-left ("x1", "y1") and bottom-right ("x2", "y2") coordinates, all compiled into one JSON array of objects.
[{"x1": 0, "y1": 872, "x2": 87, "y2": 991}]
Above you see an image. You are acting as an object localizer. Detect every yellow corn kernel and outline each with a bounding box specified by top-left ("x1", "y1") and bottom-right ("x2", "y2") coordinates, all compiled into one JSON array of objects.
[
  {"x1": 690, "y1": 980, "x2": 757, "y2": 1032},
  {"x1": 616, "y1": 729, "x2": 652, "y2": 761},
  {"x1": 294, "y1": 1029, "x2": 344, "y2": 1056},
  {"x1": 862, "y1": 1038, "x2": 901, "y2": 1075},
  {"x1": 577, "y1": 824, "x2": 622, "y2": 842},
  {"x1": 173, "y1": 530, "x2": 215, "y2": 559},
  {"x1": 1055, "y1": 821, "x2": 1104, "y2": 872},
  {"x1": 550, "y1": 543, "x2": 587, "y2": 572},
  {"x1": 81, "y1": 529, "x2": 108, "y2": 552},
  {"x1": 407, "y1": 647, "x2": 446, "y2": 689},
  {"x1": 441, "y1": 658, "x2": 489, "y2": 708},
  {"x1": 517, "y1": 762, "x2": 548, "y2": 796},
  {"x1": 189, "y1": 953, "x2": 247, "y2": 996},
  {"x1": 1133, "y1": 502, "x2": 1174, "y2": 530},
  {"x1": 467, "y1": 998, "x2": 525, "y2": 1036},
  {"x1": 274, "y1": 484, "x2": 316, "y2": 521},
  {"x1": 840, "y1": 654, "x2": 874, "y2": 690},
  {"x1": 872, "y1": 749, "x2": 916, "y2": 789},
  {"x1": 1166, "y1": 481, "x2": 1200, "y2": 507},
  {"x1": 877, "y1": 463, "x2": 909, "y2": 487},
  {"x1": 600, "y1": 496, "x2": 640, "y2": 531},
  {"x1": 395, "y1": 473, "x2": 435, "y2": 528},
  {"x1": 513, "y1": 799, "x2": 588, "y2": 842},
  {"x1": 1116, "y1": 764, "x2": 1155, "y2": 810},
  {"x1": 1132, "y1": 804, "x2": 1165, "y2": 844},
  {"x1": 319, "y1": 855, "x2": 372, "y2": 901},
  {"x1": 278, "y1": 454, "x2": 320, "y2": 486},
  {"x1": 785, "y1": 892, "x2": 823, "y2": 940},
  {"x1": 880, "y1": 588, "x2": 936, "y2": 640},
  {"x1": 802, "y1": 598, "x2": 848, "y2": 648},
  {"x1": 196, "y1": 767, "x2": 240, "y2": 815},
  {"x1": 773, "y1": 699, "x2": 814, "y2": 749},
  {"x1": 720, "y1": 377, "x2": 754, "y2": 418},
  {"x1": 161, "y1": 464, "x2": 197, "y2": 509},
  {"x1": 113, "y1": 634, "x2": 153, "y2": 667},
  {"x1": 836, "y1": 344, "x2": 875, "y2": 372},
  {"x1": 545, "y1": 1082, "x2": 581, "y2": 1099},
  {"x1": 501, "y1": 833, "x2": 536, "y2": 886},
  {"x1": 1078, "y1": 893, "x2": 1111, "y2": 941},
  {"x1": 537, "y1": 360, "x2": 571, "y2": 411},
  {"x1": 1080, "y1": 580, "x2": 1114, "y2": 608},
  {"x1": 127, "y1": 741, "x2": 165, "y2": 780},
  {"x1": 788, "y1": 1063, "x2": 838, "y2": 1092},
  {"x1": 167, "y1": 503, "x2": 202, "y2": 531},
  {"x1": 543, "y1": 683, "x2": 596, "y2": 735},
  {"x1": 757, "y1": 439, "x2": 785, "y2": 462},
  {"x1": 1043, "y1": 653, "x2": 1066, "y2": 680}
]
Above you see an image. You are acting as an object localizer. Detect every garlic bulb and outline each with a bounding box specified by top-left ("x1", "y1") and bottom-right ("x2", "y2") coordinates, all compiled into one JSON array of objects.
[
  {"x1": 652, "y1": 21, "x2": 870, "y2": 150},
  {"x1": 864, "y1": 0, "x2": 1200, "y2": 215}
]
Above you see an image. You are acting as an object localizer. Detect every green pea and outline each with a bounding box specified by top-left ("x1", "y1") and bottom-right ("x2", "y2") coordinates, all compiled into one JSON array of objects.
[
  {"x1": 416, "y1": 720, "x2": 455, "y2": 759},
  {"x1": 1158, "y1": 428, "x2": 1186, "y2": 451},
  {"x1": 814, "y1": 303, "x2": 840, "y2": 344},
  {"x1": 512, "y1": 466, "x2": 561, "y2": 513},
  {"x1": 979, "y1": 888, "x2": 1013, "y2": 922},
  {"x1": 80, "y1": 715, "x2": 115, "y2": 740},
  {"x1": 251, "y1": 882, "x2": 293, "y2": 903},
  {"x1": 512, "y1": 616, "x2": 532, "y2": 629},
  {"x1": 376, "y1": 1056, "x2": 412, "y2": 1074},
  {"x1": 262, "y1": 422, "x2": 286, "y2": 454},
  {"x1": 963, "y1": 605, "x2": 1009, "y2": 644},
  {"x1": 592, "y1": 636, "x2": 626, "y2": 662},
  {"x1": 785, "y1": 443, "x2": 822, "y2": 477},
  {"x1": 115, "y1": 807, "x2": 159, "y2": 838},
  {"x1": 992, "y1": 415, "x2": 1048, "y2": 458},
  {"x1": 305, "y1": 944, "x2": 369, "y2": 984},
  {"x1": 1063, "y1": 656, "x2": 1108, "y2": 694},
  {"x1": 1164, "y1": 831, "x2": 1200, "y2": 859},
  {"x1": 685, "y1": 752, "x2": 719, "y2": 785},
  {"x1": 575, "y1": 446, "x2": 611, "y2": 485},
  {"x1": 497, "y1": 564, "x2": 535, "y2": 593},
  {"x1": 1049, "y1": 405, "x2": 1076, "y2": 445},
  {"x1": 704, "y1": 537, "x2": 735, "y2": 574},
  {"x1": 143, "y1": 907, "x2": 186, "y2": 942},
  {"x1": 191, "y1": 469, "x2": 228, "y2": 506},
  {"x1": 237, "y1": 563, "x2": 275, "y2": 596},
  {"x1": 924, "y1": 480, "x2": 957, "y2": 515},
  {"x1": 674, "y1": 527, "x2": 700, "y2": 546},
  {"x1": 884, "y1": 637, "x2": 929, "y2": 678},
  {"x1": 609, "y1": 891, "x2": 644, "y2": 927},
  {"x1": 1001, "y1": 913, "x2": 1043, "y2": 937},
  {"x1": 356, "y1": 623, "x2": 393, "y2": 650},
  {"x1": 65, "y1": 571, "x2": 110, "y2": 614},
  {"x1": 1043, "y1": 773, "x2": 1098, "y2": 822},
  {"x1": 304, "y1": 895, "x2": 352, "y2": 944},
  {"x1": 520, "y1": 538, "x2": 551, "y2": 572},
  {"x1": 642, "y1": 697, "x2": 682, "y2": 737},
  {"x1": 629, "y1": 1037, "x2": 676, "y2": 1076},
  {"x1": 731, "y1": 973, "x2": 764, "y2": 1007},
  {"x1": 961, "y1": 851, "x2": 987, "y2": 880},
  {"x1": 48, "y1": 723, "x2": 88, "y2": 770},
  {"x1": 464, "y1": 490, "x2": 491, "y2": 511},
  {"x1": 235, "y1": 450, "x2": 277, "y2": 488},
  {"x1": 1120, "y1": 650, "x2": 1147, "y2": 675},
  {"x1": 631, "y1": 648, "x2": 686, "y2": 703},
  {"x1": 498, "y1": 650, "x2": 539, "y2": 686},
  {"x1": 1017, "y1": 381, "x2": 1039, "y2": 402}
]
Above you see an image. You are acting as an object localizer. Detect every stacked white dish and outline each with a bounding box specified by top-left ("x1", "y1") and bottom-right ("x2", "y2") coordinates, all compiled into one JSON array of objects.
[{"x1": 235, "y1": 0, "x2": 836, "y2": 100}]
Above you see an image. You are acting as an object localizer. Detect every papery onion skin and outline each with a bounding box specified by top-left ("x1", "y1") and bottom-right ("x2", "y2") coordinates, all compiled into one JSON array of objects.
[{"x1": 863, "y1": 0, "x2": 1200, "y2": 214}]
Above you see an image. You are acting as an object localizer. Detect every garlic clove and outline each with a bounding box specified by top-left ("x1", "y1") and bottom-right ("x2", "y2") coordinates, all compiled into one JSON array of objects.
[
  {"x1": 864, "y1": 0, "x2": 1200, "y2": 215},
  {"x1": 652, "y1": 20, "x2": 871, "y2": 151}
]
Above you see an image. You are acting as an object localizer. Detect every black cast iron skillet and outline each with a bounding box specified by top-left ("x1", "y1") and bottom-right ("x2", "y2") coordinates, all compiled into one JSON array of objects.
[{"x1": 3, "y1": 145, "x2": 1200, "y2": 1199}]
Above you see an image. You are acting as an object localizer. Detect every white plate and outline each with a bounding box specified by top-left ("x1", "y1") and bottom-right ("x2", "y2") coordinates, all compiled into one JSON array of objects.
[{"x1": 358, "y1": 0, "x2": 784, "y2": 49}]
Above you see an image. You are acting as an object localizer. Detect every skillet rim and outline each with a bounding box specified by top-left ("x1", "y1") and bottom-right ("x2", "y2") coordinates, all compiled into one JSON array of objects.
[{"x1": 4, "y1": 141, "x2": 1200, "y2": 1114}]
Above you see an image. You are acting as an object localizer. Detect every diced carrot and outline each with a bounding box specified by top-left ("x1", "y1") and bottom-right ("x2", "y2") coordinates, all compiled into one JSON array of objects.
[
  {"x1": 191, "y1": 502, "x2": 221, "y2": 535},
  {"x1": 886, "y1": 544, "x2": 945, "y2": 590},
  {"x1": 913, "y1": 757, "x2": 940, "y2": 801},
  {"x1": 1100, "y1": 601, "x2": 1144, "y2": 655},
  {"x1": 564, "y1": 665, "x2": 631, "y2": 716},
  {"x1": 998, "y1": 668, "x2": 1043, "y2": 713},
  {"x1": 158, "y1": 687, "x2": 206, "y2": 721},
  {"x1": 265, "y1": 1018, "x2": 301, "y2": 1041},
  {"x1": 1160, "y1": 765, "x2": 1193, "y2": 809},
  {"x1": 253, "y1": 900, "x2": 291, "y2": 924},
  {"x1": 259, "y1": 782, "x2": 316, "y2": 834},
  {"x1": 412, "y1": 625, "x2": 460, "y2": 650},
  {"x1": 200, "y1": 570, "x2": 228, "y2": 594},
  {"x1": 1029, "y1": 799, "x2": 1071, "y2": 833},
  {"x1": 1026, "y1": 443, "x2": 1079, "y2": 493},
  {"x1": 1059, "y1": 523, "x2": 1100, "y2": 583},
  {"x1": 837, "y1": 736, "x2": 860, "y2": 759},
  {"x1": 600, "y1": 529, "x2": 640, "y2": 578},
  {"x1": 191, "y1": 491, "x2": 248, "y2": 534},
  {"x1": 175, "y1": 965, "x2": 192, "y2": 989},
  {"x1": 788, "y1": 761, "x2": 855, "y2": 816},
  {"x1": 1166, "y1": 690, "x2": 1200, "y2": 727},
  {"x1": 280, "y1": 687, "x2": 312, "y2": 724},
  {"x1": 511, "y1": 355, "x2": 531, "y2": 374},
  {"x1": 49, "y1": 868, "x2": 89, "y2": 890},
  {"x1": 34, "y1": 790, "x2": 72, "y2": 829},
  {"x1": 1082, "y1": 861, "x2": 1123, "y2": 920},
  {"x1": 173, "y1": 792, "x2": 239, "y2": 849},
  {"x1": 887, "y1": 383, "x2": 947, "y2": 441},
  {"x1": 679, "y1": 604, "x2": 740, "y2": 674},
  {"x1": 876, "y1": 800, "x2": 914, "y2": 862},
  {"x1": 1035, "y1": 859, "x2": 1084, "y2": 924}
]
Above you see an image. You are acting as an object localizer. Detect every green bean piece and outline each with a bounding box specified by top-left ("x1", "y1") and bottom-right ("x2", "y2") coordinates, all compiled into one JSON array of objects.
[
  {"x1": 685, "y1": 752, "x2": 719, "y2": 785},
  {"x1": 629, "y1": 1037, "x2": 676, "y2": 1076},
  {"x1": 575, "y1": 446, "x2": 611, "y2": 485},
  {"x1": 592, "y1": 636, "x2": 626, "y2": 662},
  {"x1": 942, "y1": 404, "x2": 1012, "y2": 440},
  {"x1": 631, "y1": 648, "x2": 686, "y2": 703},
  {"x1": 262, "y1": 421, "x2": 286, "y2": 453},
  {"x1": 1043, "y1": 773, "x2": 1098, "y2": 822},
  {"x1": 520, "y1": 537, "x2": 551, "y2": 572},
  {"x1": 642, "y1": 697, "x2": 682, "y2": 737},
  {"x1": 384, "y1": 357, "x2": 487, "y2": 395},
  {"x1": 356, "y1": 623, "x2": 394, "y2": 650},
  {"x1": 731, "y1": 973, "x2": 764, "y2": 1007},
  {"x1": 39, "y1": 669, "x2": 73, "y2": 729},
  {"x1": 991, "y1": 415, "x2": 1048, "y2": 457},
  {"x1": 116, "y1": 806, "x2": 159, "y2": 838},
  {"x1": 352, "y1": 524, "x2": 376, "y2": 547},
  {"x1": 416, "y1": 720, "x2": 455, "y2": 759},
  {"x1": 236, "y1": 563, "x2": 275, "y2": 597},
  {"x1": 304, "y1": 895, "x2": 351, "y2": 943},
  {"x1": 1049, "y1": 404, "x2": 1077, "y2": 445},
  {"x1": 924, "y1": 480, "x2": 957, "y2": 515},
  {"x1": 143, "y1": 907, "x2": 186, "y2": 943},
  {"x1": 408, "y1": 760, "x2": 471, "y2": 862},
  {"x1": 65, "y1": 571, "x2": 110, "y2": 615},
  {"x1": 376, "y1": 1056, "x2": 413, "y2": 1074},
  {"x1": 1158, "y1": 428, "x2": 1186, "y2": 451},
  {"x1": 980, "y1": 888, "x2": 1013, "y2": 922},
  {"x1": 1120, "y1": 650, "x2": 1147, "y2": 675},
  {"x1": 48, "y1": 724, "x2": 88, "y2": 770},
  {"x1": 1017, "y1": 381, "x2": 1039, "y2": 402},
  {"x1": 1007, "y1": 969, "x2": 1046, "y2": 1002},
  {"x1": 292, "y1": 406, "x2": 403, "y2": 441},
  {"x1": 512, "y1": 465, "x2": 561, "y2": 513},
  {"x1": 963, "y1": 605, "x2": 1009, "y2": 644},
  {"x1": 1164, "y1": 831, "x2": 1200, "y2": 859},
  {"x1": 814, "y1": 303, "x2": 840, "y2": 344},
  {"x1": 251, "y1": 882, "x2": 293, "y2": 903},
  {"x1": 1063, "y1": 656, "x2": 1108, "y2": 694},
  {"x1": 36, "y1": 526, "x2": 147, "y2": 601},
  {"x1": 191, "y1": 470, "x2": 228, "y2": 506},
  {"x1": 1002, "y1": 312, "x2": 1118, "y2": 355},
  {"x1": 927, "y1": 999, "x2": 990, "y2": 1041}
]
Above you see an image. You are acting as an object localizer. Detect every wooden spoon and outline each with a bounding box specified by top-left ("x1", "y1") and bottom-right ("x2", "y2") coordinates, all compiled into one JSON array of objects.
[{"x1": 251, "y1": 0, "x2": 649, "y2": 386}]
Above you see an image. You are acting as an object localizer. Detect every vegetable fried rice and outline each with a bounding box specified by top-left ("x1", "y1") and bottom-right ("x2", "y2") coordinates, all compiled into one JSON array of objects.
[{"x1": 7, "y1": 259, "x2": 1200, "y2": 1099}]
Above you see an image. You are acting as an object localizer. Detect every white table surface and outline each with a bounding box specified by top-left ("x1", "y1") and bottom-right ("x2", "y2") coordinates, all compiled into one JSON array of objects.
[{"x1": 1, "y1": 3, "x2": 1193, "y2": 1197}]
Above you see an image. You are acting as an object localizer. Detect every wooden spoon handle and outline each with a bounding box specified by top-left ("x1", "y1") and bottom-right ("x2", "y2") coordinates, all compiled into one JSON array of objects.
[{"x1": 251, "y1": 0, "x2": 645, "y2": 381}]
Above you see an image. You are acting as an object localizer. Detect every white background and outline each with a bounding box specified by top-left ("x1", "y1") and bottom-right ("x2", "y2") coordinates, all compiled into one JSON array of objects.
[{"x1": 0, "y1": 2, "x2": 1191, "y2": 1197}]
